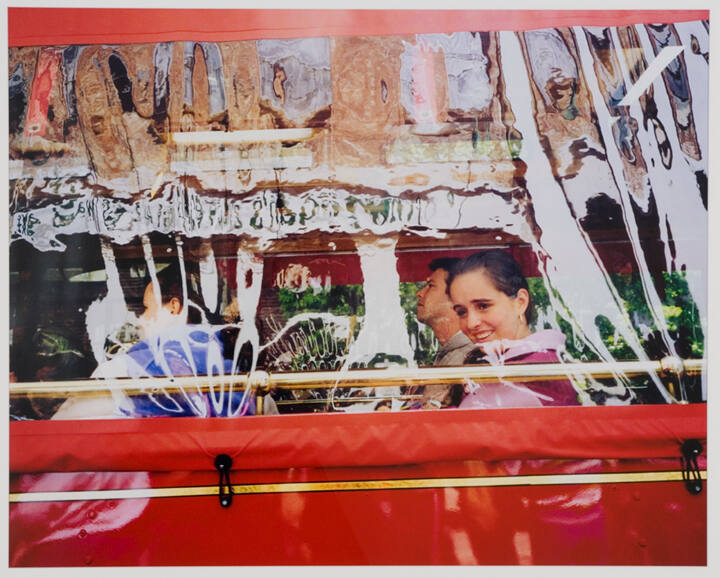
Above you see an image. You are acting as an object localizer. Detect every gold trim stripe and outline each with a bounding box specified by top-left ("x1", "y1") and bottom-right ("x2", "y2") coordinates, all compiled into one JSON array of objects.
[
  {"x1": 10, "y1": 358, "x2": 706, "y2": 397},
  {"x1": 9, "y1": 470, "x2": 707, "y2": 504}
]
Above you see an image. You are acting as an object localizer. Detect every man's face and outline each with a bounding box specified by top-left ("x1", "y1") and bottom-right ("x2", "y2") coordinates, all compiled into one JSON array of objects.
[{"x1": 416, "y1": 268, "x2": 455, "y2": 326}]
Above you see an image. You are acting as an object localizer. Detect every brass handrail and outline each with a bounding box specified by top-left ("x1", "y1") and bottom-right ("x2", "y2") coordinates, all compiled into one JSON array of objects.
[{"x1": 9, "y1": 358, "x2": 704, "y2": 397}]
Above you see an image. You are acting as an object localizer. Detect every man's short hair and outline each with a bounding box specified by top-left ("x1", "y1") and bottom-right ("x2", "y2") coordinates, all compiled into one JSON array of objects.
[{"x1": 428, "y1": 257, "x2": 461, "y2": 275}]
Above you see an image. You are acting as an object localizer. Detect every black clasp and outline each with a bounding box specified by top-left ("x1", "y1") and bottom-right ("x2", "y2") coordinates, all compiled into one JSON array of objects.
[
  {"x1": 680, "y1": 440, "x2": 703, "y2": 495},
  {"x1": 214, "y1": 454, "x2": 233, "y2": 508}
]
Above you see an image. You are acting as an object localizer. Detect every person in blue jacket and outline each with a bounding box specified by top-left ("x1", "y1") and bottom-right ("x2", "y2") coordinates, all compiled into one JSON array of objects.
[{"x1": 54, "y1": 262, "x2": 275, "y2": 419}]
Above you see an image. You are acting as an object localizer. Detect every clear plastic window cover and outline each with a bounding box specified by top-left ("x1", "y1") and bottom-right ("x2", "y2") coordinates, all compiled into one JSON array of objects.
[{"x1": 8, "y1": 21, "x2": 708, "y2": 419}]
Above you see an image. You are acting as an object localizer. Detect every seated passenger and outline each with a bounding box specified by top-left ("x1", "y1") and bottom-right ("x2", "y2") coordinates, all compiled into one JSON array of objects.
[
  {"x1": 53, "y1": 263, "x2": 276, "y2": 419},
  {"x1": 405, "y1": 257, "x2": 474, "y2": 409},
  {"x1": 447, "y1": 250, "x2": 580, "y2": 408}
]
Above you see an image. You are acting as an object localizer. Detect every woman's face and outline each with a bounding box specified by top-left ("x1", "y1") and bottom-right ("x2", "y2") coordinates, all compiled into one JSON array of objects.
[{"x1": 449, "y1": 269, "x2": 530, "y2": 343}]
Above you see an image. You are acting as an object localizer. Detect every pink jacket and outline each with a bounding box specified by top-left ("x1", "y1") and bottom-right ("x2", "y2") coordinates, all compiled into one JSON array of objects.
[{"x1": 459, "y1": 330, "x2": 580, "y2": 409}]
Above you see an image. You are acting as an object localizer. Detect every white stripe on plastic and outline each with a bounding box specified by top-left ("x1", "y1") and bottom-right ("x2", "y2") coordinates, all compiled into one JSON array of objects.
[{"x1": 618, "y1": 46, "x2": 684, "y2": 106}]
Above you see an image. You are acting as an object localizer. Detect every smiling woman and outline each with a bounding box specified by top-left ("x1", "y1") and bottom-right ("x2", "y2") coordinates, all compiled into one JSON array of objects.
[
  {"x1": 448, "y1": 250, "x2": 532, "y2": 343},
  {"x1": 447, "y1": 250, "x2": 581, "y2": 407}
]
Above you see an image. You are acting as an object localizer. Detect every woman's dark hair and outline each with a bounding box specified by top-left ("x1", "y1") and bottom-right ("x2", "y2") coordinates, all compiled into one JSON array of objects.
[{"x1": 446, "y1": 249, "x2": 534, "y2": 324}]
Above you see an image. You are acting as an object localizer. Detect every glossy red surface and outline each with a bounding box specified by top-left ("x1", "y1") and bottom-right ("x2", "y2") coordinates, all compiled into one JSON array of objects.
[
  {"x1": 9, "y1": 407, "x2": 707, "y2": 566},
  {"x1": 8, "y1": 9, "x2": 710, "y2": 48},
  {"x1": 9, "y1": 404, "x2": 706, "y2": 473},
  {"x1": 10, "y1": 464, "x2": 706, "y2": 566}
]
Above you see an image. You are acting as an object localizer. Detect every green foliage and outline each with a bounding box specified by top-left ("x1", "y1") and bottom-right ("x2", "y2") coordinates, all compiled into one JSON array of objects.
[
  {"x1": 272, "y1": 270, "x2": 704, "y2": 374},
  {"x1": 662, "y1": 271, "x2": 704, "y2": 357},
  {"x1": 276, "y1": 283, "x2": 438, "y2": 368},
  {"x1": 284, "y1": 320, "x2": 351, "y2": 372},
  {"x1": 527, "y1": 277, "x2": 551, "y2": 314},
  {"x1": 275, "y1": 286, "x2": 364, "y2": 371},
  {"x1": 277, "y1": 285, "x2": 365, "y2": 318},
  {"x1": 400, "y1": 282, "x2": 438, "y2": 365},
  {"x1": 594, "y1": 315, "x2": 636, "y2": 360},
  {"x1": 527, "y1": 277, "x2": 598, "y2": 360},
  {"x1": 528, "y1": 271, "x2": 704, "y2": 361}
]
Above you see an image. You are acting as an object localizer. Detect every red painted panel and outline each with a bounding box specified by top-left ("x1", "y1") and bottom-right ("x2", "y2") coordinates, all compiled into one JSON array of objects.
[
  {"x1": 260, "y1": 239, "x2": 697, "y2": 286},
  {"x1": 8, "y1": 456, "x2": 703, "y2": 494},
  {"x1": 256, "y1": 240, "x2": 668, "y2": 286},
  {"x1": 9, "y1": 403, "x2": 706, "y2": 565},
  {"x1": 262, "y1": 252, "x2": 364, "y2": 287},
  {"x1": 9, "y1": 471, "x2": 706, "y2": 566},
  {"x1": 9, "y1": 404, "x2": 706, "y2": 473},
  {"x1": 8, "y1": 9, "x2": 709, "y2": 48}
]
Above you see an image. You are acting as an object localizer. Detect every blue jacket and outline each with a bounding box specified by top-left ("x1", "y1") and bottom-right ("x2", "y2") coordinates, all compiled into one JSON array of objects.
[{"x1": 122, "y1": 325, "x2": 256, "y2": 418}]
